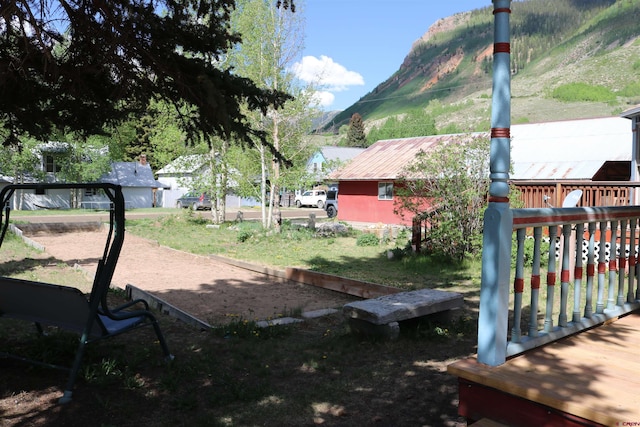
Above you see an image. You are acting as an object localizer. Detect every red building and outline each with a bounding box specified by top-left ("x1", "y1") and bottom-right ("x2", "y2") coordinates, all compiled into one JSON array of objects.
[{"x1": 329, "y1": 134, "x2": 471, "y2": 226}]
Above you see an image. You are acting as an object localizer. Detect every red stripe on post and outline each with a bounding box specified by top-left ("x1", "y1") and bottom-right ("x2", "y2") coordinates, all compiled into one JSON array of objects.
[
  {"x1": 494, "y1": 42, "x2": 511, "y2": 54},
  {"x1": 547, "y1": 272, "x2": 556, "y2": 286},
  {"x1": 531, "y1": 275, "x2": 540, "y2": 290},
  {"x1": 587, "y1": 264, "x2": 595, "y2": 276},
  {"x1": 514, "y1": 278, "x2": 524, "y2": 293},
  {"x1": 491, "y1": 127, "x2": 511, "y2": 138},
  {"x1": 619, "y1": 258, "x2": 627, "y2": 270},
  {"x1": 561, "y1": 270, "x2": 570, "y2": 283},
  {"x1": 598, "y1": 262, "x2": 607, "y2": 274},
  {"x1": 609, "y1": 259, "x2": 617, "y2": 272},
  {"x1": 493, "y1": 7, "x2": 512, "y2": 14},
  {"x1": 574, "y1": 267, "x2": 583, "y2": 280}
]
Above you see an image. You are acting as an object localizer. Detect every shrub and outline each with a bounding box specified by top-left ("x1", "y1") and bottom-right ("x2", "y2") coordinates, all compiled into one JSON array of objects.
[
  {"x1": 551, "y1": 83, "x2": 616, "y2": 103},
  {"x1": 237, "y1": 230, "x2": 252, "y2": 243},
  {"x1": 356, "y1": 233, "x2": 379, "y2": 247}
]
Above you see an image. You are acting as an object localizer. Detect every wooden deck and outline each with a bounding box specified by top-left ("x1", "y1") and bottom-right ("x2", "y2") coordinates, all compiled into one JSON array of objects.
[{"x1": 448, "y1": 311, "x2": 640, "y2": 426}]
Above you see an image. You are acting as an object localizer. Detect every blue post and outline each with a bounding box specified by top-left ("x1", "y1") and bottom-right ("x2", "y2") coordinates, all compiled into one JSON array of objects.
[{"x1": 477, "y1": 0, "x2": 512, "y2": 366}]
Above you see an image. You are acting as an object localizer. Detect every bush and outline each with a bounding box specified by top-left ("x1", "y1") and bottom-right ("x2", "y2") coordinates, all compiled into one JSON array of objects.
[
  {"x1": 237, "y1": 230, "x2": 252, "y2": 243},
  {"x1": 551, "y1": 83, "x2": 616, "y2": 103},
  {"x1": 356, "y1": 233, "x2": 379, "y2": 247},
  {"x1": 511, "y1": 234, "x2": 551, "y2": 269}
]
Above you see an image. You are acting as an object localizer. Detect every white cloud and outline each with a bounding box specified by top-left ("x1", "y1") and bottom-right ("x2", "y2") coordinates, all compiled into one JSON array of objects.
[
  {"x1": 311, "y1": 90, "x2": 335, "y2": 108},
  {"x1": 292, "y1": 55, "x2": 364, "y2": 92}
]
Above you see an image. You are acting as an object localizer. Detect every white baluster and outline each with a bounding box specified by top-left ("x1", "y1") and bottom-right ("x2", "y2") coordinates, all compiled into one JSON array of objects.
[
  {"x1": 617, "y1": 219, "x2": 627, "y2": 306},
  {"x1": 558, "y1": 224, "x2": 572, "y2": 327},
  {"x1": 628, "y1": 218, "x2": 637, "y2": 303},
  {"x1": 544, "y1": 226, "x2": 557, "y2": 333},
  {"x1": 572, "y1": 223, "x2": 584, "y2": 323},
  {"x1": 584, "y1": 222, "x2": 596, "y2": 318},
  {"x1": 596, "y1": 221, "x2": 607, "y2": 314},
  {"x1": 528, "y1": 226, "x2": 542, "y2": 337},
  {"x1": 607, "y1": 220, "x2": 618, "y2": 311},
  {"x1": 511, "y1": 228, "x2": 525, "y2": 343}
]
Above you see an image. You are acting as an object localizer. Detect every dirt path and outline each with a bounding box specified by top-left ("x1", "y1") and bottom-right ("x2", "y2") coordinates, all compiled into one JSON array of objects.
[{"x1": 29, "y1": 230, "x2": 356, "y2": 325}]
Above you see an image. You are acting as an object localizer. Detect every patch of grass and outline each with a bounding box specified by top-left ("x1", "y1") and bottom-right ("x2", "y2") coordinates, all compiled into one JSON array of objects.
[
  {"x1": 550, "y1": 82, "x2": 617, "y2": 104},
  {"x1": 125, "y1": 215, "x2": 481, "y2": 290}
]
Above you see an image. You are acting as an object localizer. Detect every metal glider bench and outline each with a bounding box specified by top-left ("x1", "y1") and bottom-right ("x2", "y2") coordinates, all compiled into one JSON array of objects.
[{"x1": 0, "y1": 183, "x2": 174, "y2": 404}]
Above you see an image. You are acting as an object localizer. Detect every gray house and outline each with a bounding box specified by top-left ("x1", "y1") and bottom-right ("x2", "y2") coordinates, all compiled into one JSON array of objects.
[
  {"x1": 3, "y1": 153, "x2": 166, "y2": 210},
  {"x1": 95, "y1": 156, "x2": 168, "y2": 208}
]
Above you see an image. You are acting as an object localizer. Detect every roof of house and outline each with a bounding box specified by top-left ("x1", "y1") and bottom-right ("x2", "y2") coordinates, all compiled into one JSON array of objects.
[
  {"x1": 510, "y1": 116, "x2": 630, "y2": 180},
  {"x1": 100, "y1": 162, "x2": 168, "y2": 188},
  {"x1": 621, "y1": 103, "x2": 640, "y2": 118},
  {"x1": 329, "y1": 133, "x2": 483, "y2": 181},
  {"x1": 331, "y1": 116, "x2": 633, "y2": 182},
  {"x1": 319, "y1": 146, "x2": 366, "y2": 163},
  {"x1": 156, "y1": 154, "x2": 207, "y2": 175}
]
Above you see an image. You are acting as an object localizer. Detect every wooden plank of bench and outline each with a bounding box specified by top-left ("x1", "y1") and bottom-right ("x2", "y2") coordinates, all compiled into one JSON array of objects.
[{"x1": 343, "y1": 288, "x2": 464, "y2": 325}]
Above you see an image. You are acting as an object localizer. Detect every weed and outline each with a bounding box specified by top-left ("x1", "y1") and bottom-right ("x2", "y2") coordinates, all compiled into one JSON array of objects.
[
  {"x1": 237, "y1": 230, "x2": 252, "y2": 243},
  {"x1": 356, "y1": 233, "x2": 379, "y2": 247}
]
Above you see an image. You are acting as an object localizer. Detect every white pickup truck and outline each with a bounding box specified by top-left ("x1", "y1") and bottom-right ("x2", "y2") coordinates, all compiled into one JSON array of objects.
[{"x1": 294, "y1": 190, "x2": 326, "y2": 208}]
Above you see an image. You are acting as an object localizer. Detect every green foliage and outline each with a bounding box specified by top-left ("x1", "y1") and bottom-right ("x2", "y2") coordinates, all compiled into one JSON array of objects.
[
  {"x1": 511, "y1": 234, "x2": 551, "y2": 269},
  {"x1": 1, "y1": 1, "x2": 291, "y2": 155},
  {"x1": 345, "y1": 113, "x2": 367, "y2": 147},
  {"x1": 356, "y1": 233, "x2": 380, "y2": 247},
  {"x1": 395, "y1": 134, "x2": 490, "y2": 261},
  {"x1": 367, "y1": 109, "x2": 437, "y2": 144},
  {"x1": 228, "y1": 0, "x2": 317, "y2": 226},
  {"x1": 551, "y1": 83, "x2": 617, "y2": 103},
  {"x1": 620, "y1": 82, "x2": 640, "y2": 98}
]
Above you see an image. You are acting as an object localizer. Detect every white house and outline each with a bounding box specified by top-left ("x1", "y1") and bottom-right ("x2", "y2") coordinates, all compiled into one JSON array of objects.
[
  {"x1": 155, "y1": 154, "x2": 259, "y2": 208},
  {"x1": 3, "y1": 150, "x2": 166, "y2": 210}
]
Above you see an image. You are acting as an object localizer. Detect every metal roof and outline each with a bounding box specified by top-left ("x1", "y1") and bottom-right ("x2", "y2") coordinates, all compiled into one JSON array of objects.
[
  {"x1": 621, "y1": 103, "x2": 640, "y2": 118},
  {"x1": 329, "y1": 133, "x2": 484, "y2": 181},
  {"x1": 156, "y1": 154, "x2": 208, "y2": 175},
  {"x1": 100, "y1": 162, "x2": 168, "y2": 188},
  {"x1": 510, "y1": 116, "x2": 630, "y2": 180},
  {"x1": 319, "y1": 146, "x2": 365, "y2": 163},
  {"x1": 331, "y1": 116, "x2": 633, "y2": 181}
]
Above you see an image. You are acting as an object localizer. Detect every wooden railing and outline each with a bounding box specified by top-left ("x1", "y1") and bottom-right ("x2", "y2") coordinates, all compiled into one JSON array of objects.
[
  {"x1": 505, "y1": 206, "x2": 640, "y2": 358},
  {"x1": 511, "y1": 181, "x2": 640, "y2": 208}
]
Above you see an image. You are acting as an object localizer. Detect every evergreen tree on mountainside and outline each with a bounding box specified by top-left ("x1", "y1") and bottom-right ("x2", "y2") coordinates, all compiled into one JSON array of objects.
[
  {"x1": 0, "y1": 0, "x2": 291, "y2": 159},
  {"x1": 346, "y1": 113, "x2": 367, "y2": 147}
]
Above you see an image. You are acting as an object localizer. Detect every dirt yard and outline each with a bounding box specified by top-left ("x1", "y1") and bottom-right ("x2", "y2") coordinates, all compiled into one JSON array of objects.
[
  {"x1": 1, "y1": 227, "x2": 474, "y2": 426},
  {"x1": 27, "y1": 229, "x2": 357, "y2": 325}
]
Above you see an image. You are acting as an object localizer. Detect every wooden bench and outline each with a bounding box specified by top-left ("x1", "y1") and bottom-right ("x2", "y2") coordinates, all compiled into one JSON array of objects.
[
  {"x1": 343, "y1": 288, "x2": 464, "y2": 339},
  {"x1": 0, "y1": 183, "x2": 173, "y2": 404}
]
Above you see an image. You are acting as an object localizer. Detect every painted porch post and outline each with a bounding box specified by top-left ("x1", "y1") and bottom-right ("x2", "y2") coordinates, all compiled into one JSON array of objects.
[
  {"x1": 477, "y1": 0, "x2": 512, "y2": 366},
  {"x1": 631, "y1": 114, "x2": 639, "y2": 205}
]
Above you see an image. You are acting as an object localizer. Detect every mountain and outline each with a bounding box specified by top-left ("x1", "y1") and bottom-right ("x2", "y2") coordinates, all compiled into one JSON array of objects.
[{"x1": 323, "y1": 0, "x2": 640, "y2": 134}]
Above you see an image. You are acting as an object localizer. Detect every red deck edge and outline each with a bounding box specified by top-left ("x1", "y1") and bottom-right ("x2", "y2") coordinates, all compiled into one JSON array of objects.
[{"x1": 457, "y1": 379, "x2": 602, "y2": 427}]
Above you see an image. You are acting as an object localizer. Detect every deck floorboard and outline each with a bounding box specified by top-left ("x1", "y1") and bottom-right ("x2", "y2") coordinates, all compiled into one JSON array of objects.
[{"x1": 448, "y1": 311, "x2": 640, "y2": 426}]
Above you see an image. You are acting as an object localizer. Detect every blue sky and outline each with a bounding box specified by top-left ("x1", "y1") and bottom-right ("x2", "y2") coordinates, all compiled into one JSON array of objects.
[{"x1": 292, "y1": 0, "x2": 492, "y2": 111}]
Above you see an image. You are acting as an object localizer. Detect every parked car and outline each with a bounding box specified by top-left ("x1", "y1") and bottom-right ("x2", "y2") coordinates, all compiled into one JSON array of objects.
[
  {"x1": 176, "y1": 192, "x2": 212, "y2": 210},
  {"x1": 294, "y1": 190, "x2": 326, "y2": 208},
  {"x1": 324, "y1": 190, "x2": 338, "y2": 218}
]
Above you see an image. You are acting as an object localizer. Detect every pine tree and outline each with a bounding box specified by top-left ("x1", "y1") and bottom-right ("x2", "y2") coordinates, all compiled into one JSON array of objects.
[
  {"x1": 0, "y1": 1, "x2": 291, "y2": 159},
  {"x1": 346, "y1": 113, "x2": 367, "y2": 147}
]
